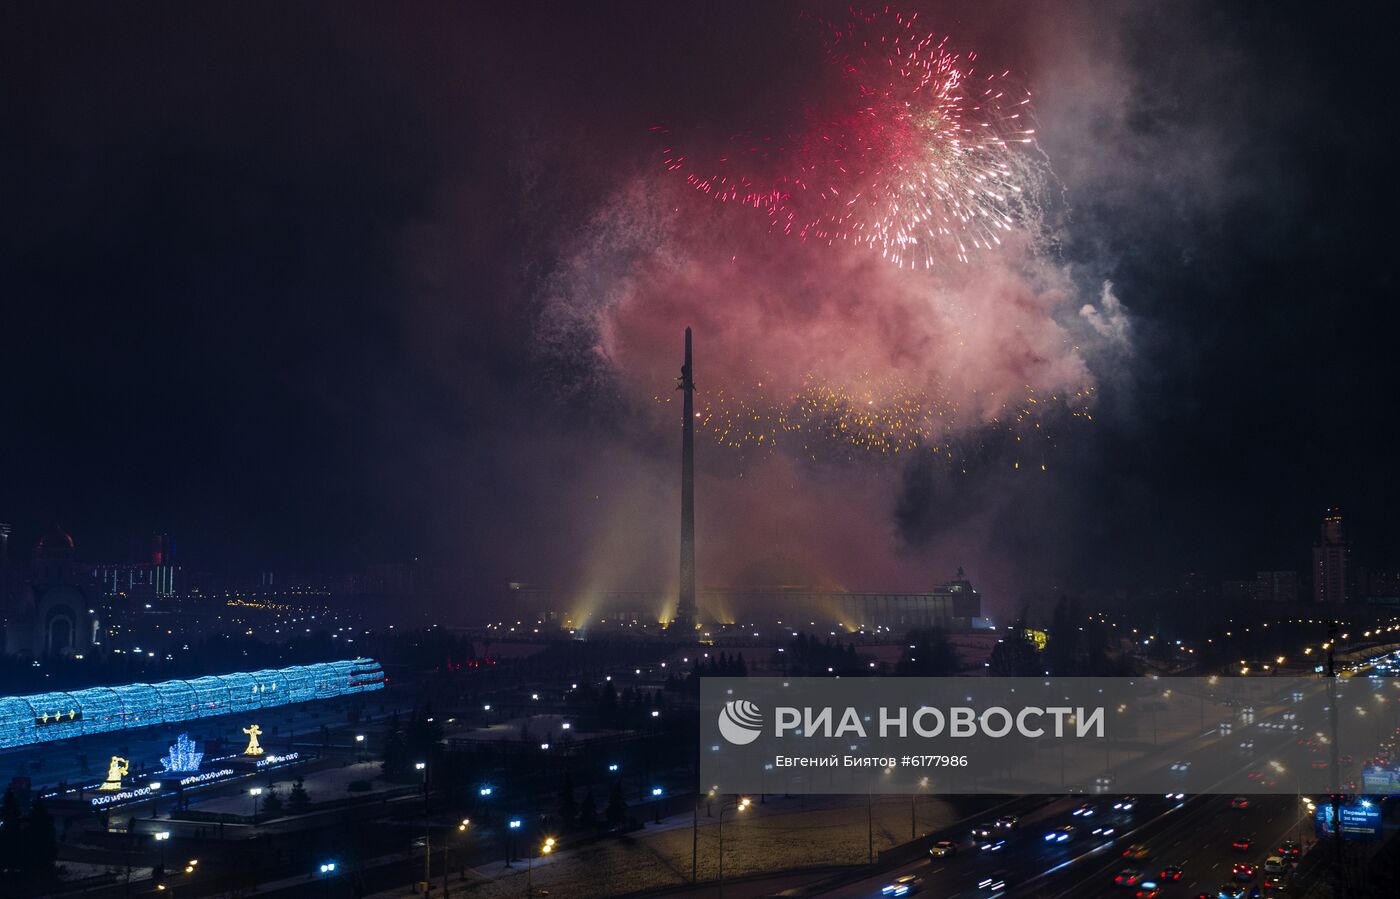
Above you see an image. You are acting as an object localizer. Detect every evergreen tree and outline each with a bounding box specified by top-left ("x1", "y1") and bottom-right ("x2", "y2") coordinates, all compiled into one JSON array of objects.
[
  {"x1": 577, "y1": 788, "x2": 598, "y2": 831},
  {"x1": 287, "y1": 778, "x2": 311, "y2": 814},
  {"x1": 381, "y1": 713, "x2": 408, "y2": 778},
  {"x1": 260, "y1": 787, "x2": 285, "y2": 818},
  {"x1": 895, "y1": 628, "x2": 958, "y2": 676},
  {"x1": 22, "y1": 798, "x2": 57, "y2": 880},
  {"x1": 605, "y1": 781, "x2": 627, "y2": 827},
  {"x1": 557, "y1": 773, "x2": 577, "y2": 832},
  {"x1": 0, "y1": 788, "x2": 21, "y2": 876}
]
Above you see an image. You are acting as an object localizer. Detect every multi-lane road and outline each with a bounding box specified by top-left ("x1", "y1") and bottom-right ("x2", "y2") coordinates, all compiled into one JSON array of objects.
[{"x1": 817, "y1": 791, "x2": 1321, "y2": 898}]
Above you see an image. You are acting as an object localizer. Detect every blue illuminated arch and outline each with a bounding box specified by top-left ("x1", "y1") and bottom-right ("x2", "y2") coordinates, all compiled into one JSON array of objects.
[
  {"x1": 0, "y1": 658, "x2": 381, "y2": 751},
  {"x1": 186, "y1": 676, "x2": 231, "y2": 718},
  {"x1": 70, "y1": 686, "x2": 123, "y2": 735}
]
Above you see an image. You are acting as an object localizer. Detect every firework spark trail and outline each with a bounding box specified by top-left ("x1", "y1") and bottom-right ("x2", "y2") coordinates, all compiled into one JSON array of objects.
[
  {"x1": 656, "y1": 375, "x2": 1094, "y2": 469},
  {"x1": 655, "y1": 6, "x2": 1045, "y2": 268}
]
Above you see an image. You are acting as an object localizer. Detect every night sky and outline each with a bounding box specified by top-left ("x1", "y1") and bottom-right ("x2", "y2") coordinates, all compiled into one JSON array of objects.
[{"x1": 2, "y1": 2, "x2": 1395, "y2": 613}]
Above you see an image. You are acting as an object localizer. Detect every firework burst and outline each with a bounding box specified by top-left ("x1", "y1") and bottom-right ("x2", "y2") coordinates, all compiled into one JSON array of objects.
[{"x1": 655, "y1": 5, "x2": 1044, "y2": 268}]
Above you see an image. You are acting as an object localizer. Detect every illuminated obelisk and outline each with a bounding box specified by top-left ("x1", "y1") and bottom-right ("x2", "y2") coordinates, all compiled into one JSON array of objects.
[{"x1": 674, "y1": 326, "x2": 697, "y2": 636}]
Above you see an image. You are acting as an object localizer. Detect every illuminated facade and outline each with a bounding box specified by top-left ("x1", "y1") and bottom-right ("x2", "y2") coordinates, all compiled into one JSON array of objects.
[{"x1": 0, "y1": 657, "x2": 383, "y2": 750}]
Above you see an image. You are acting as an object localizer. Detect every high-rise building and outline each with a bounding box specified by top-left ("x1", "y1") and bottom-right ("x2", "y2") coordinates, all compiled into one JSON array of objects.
[
  {"x1": 1255, "y1": 570, "x2": 1300, "y2": 603},
  {"x1": 1312, "y1": 508, "x2": 1349, "y2": 603}
]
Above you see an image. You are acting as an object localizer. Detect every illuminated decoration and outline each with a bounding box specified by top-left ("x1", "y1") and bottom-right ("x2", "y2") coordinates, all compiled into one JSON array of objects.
[
  {"x1": 161, "y1": 733, "x2": 204, "y2": 773},
  {"x1": 256, "y1": 751, "x2": 299, "y2": 768},
  {"x1": 0, "y1": 658, "x2": 383, "y2": 750},
  {"x1": 242, "y1": 724, "x2": 265, "y2": 756},
  {"x1": 100, "y1": 756, "x2": 130, "y2": 791},
  {"x1": 179, "y1": 768, "x2": 234, "y2": 788},
  {"x1": 1023, "y1": 629, "x2": 1049, "y2": 651}
]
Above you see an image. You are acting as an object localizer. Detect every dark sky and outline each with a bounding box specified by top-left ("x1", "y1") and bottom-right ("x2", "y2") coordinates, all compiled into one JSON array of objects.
[{"x1": 2, "y1": 2, "x2": 1395, "y2": 605}]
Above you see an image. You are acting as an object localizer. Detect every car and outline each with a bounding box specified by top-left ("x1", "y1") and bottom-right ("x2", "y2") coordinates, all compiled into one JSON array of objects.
[
  {"x1": 929, "y1": 840, "x2": 958, "y2": 858},
  {"x1": 1246, "y1": 770, "x2": 1264, "y2": 780},
  {"x1": 1231, "y1": 796, "x2": 1250, "y2": 809},
  {"x1": 1135, "y1": 884, "x2": 1162, "y2": 899},
  {"x1": 1263, "y1": 856, "x2": 1286, "y2": 873},
  {"x1": 1233, "y1": 862, "x2": 1257, "y2": 882},
  {"x1": 1092, "y1": 825, "x2": 1118, "y2": 837},
  {"x1": 995, "y1": 814, "x2": 1019, "y2": 829},
  {"x1": 1276, "y1": 840, "x2": 1301, "y2": 859},
  {"x1": 1045, "y1": 825, "x2": 1076, "y2": 843},
  {"x1": 1114, "y1": 868, "x2": 1145, "y2": 887},
  {"x1": 1231, "y1": 836, "x2": 1252, "y2": 851},
  {"x1": 1160, "y1": 865, "x2": 1184, "y2": 882},
  {"x1": 971, "y1": 823, "x2": 995, "y2": 839},
  {"x1": 1262, "y1": 872, "x2": 1289, "y2": 892},
  {"x1": 1073, "y1": 803, "x2": 1097, "y2": 817},
  {"x1": 1122, "y1": 844, "x2": 1151, "y2": 860},
  {"x1": 977, "y1": 875, "x2": 1008, "y2": 895},
  {"x1": 881, "y1": 874, "x2": 925, "y2": 896},
  {"x1": 1240, "y1": 740, "x2": 1255, "y2": 751},
  {"x1": 1165, "y1": 791, "x2": 1186, "y2": 800},
  {"x1": 1113, "y1": 796, "x2": 1137, "y2": 811},
  {"x1": 979, "y1": 838, "x2": 1007, "y2": 852},
  {"x1": 1310, "y1": 759, "x2": 1329, "y2": 769},
  {"x1": 1215, "y1": 885, "x2": 1247, "y2": 899},
  {"x1": 1171, "y1": 761, "x2": 1192, "y2": 773}
]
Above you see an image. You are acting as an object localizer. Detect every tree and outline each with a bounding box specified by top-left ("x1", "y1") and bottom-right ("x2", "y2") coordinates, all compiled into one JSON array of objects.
[
  {"x1": 381, "y1": 713, "x2": 408, "y2": 778},
  {"x1": 1, "y1": 789, "x2": 21, "y2": 876},
  {"x1": 895, "y1": 628, "x2": 958, "y2": 676},
  {"x1": 989, "y1": 615, "x2": 1042, "y2": 677},
  {"x1": 577, "y1": 788, "x2": 598, "y2": 831},
  {"x1": 287, "y1": 778, "x2": 311, "y2": 814},
  {"x1": 557, "y1": 773, "x2": 577, "y2": 832},
  {"x1": 260, "y1": 787, "x2": 285, "y2": 818},
  {"x1": 22, "y1": 798, "x2": 57, "y2": 880},
  {"x1": 1048, "y1": 595, "x2": 1082, "y2": 675},
  {"x1": 605, "y1": 781, "x2": 627, "y2": 828}
]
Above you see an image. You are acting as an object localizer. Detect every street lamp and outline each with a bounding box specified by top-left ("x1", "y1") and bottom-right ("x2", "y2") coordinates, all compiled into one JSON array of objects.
[
  {"x1": 249, "y1": 786, "x2": 263, "y2": 824},
  {"x1": 153, "y1": 831, "x2": 170, "y2": 877},
  {"x1": 528, "y1": 835, "x2": 554, "y2": 897},
  {"x1": 415, "y1": 761, "x2": 429, "y2": 813},
  {"x1": 651, "y1": 787, "x2": 664, "y2": 823},
  {"x1": 506, "y1": 818, "x2": 522, "y2": 868},
  {"x1": 443, "y1": 819, "x2": 471, "y2": 897},
  {"x1": 149, "y1": 781, "x2": 162, "y2": 819},
  {"x1": 717, "y1": 796, "x2": 751, "y2": 898},
  {"x1": 354, "y1": 733, "x2": 365, "y2": 762}
]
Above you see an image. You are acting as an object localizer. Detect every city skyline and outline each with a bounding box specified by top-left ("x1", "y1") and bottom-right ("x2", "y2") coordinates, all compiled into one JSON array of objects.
[{"x1": 3, "y1": 2, "x2": 1397, "y2": 609}]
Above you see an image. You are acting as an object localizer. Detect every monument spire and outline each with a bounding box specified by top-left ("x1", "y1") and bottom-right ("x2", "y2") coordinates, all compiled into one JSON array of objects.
[{"x1": 674, "y1": 326, "x2": 697, "y2": 635}]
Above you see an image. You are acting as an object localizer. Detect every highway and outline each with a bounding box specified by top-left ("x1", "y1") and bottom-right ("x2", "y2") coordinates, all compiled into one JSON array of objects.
[{"x1": 815, "y1": 792, "x2": 1318, "y2": 898}]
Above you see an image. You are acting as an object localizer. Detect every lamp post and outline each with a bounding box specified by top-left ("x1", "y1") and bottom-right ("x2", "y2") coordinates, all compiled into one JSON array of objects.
[
  {"x1": 527, "y1": 835, "x2": 554, "y2": 898},
  {"x1": 477, "y1": 785, "x2": 494, "y2": 825},
  {"x1": 153, "y1": 830, "x2": 170, "y2": 880},
  {"x1": 248, "y1": 787, "x2": 263, "y2": 825},
  {"x1": 717, "y1": 795, "x2": 751, "y2": 898},
  {"x1": 506, "y1": 818, "x2": 522, "y2": 868},
  {"x1": 651, "y1": 787, "x2": 663, "y2": 824},
  {"x1": 444, "y1": 818, "x2": 469, "y2": 897},
  {"x1": 354, "y1": 734, "x2": 365, "y2": 763},
  {"x1": 149, "y1": 781, "x2": 162, "y2": 819},
  {"x1": 319, "y1": 861, "x2": 336, "y2": 896},
  {"x1": 415, "y1": 764, "x2": 428, "y2": 894}
]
